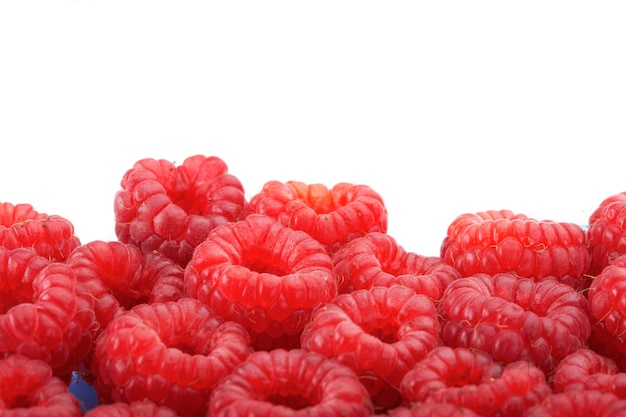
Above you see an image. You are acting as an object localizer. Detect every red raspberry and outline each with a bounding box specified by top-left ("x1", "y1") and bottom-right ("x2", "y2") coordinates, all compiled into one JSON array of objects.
[
  {"x1": 440, "y1": 209, "x2": 591, "y2": 290},
  {"x1": 587, "y1": 254, "x2": 626, "y2": 371},
  {"x1": 185, "y1": 214, "x2": 338, "y2": 350},
  {"x1": 0, "y1": 247, "x2": 96, "y2": 380},
  {"x1": 332, "y1": 232, "x2": 460, "y2": 301},
  {"x1": 246, "y1": 180, "x2": 388, "y2": 253},
  {"x1": 66, "y1": 240, "x2": 187, "y2": 333},
  {"x1": 552, "y1": 348, "x2": 626, "y2": 396},
  {"x1": 399, "y1": 346, "x2": 552, "y2": 417},
  {"x1": 524, "y1": 390, "x2": 626, "y2": 417},
  {"x1": 300, "y1": 285, "x2": 440, "y2": 412},
  {"x1": 65, "y1": 240, "x2": 187, "y2": 382},
  {"x1": 439, "y1": 272, "x2": 591, "y2": 375},
  {"x1": 84, "y1": 400, "x2": 178, "y2": 417},
  {"x1": 208, "y1": 348, "x2": 374, "y2": 417},
  {"x1": 386, "y1": 403, "x2": 480, "y2": 417},
  {"x1": 0, "y1": 354, "x2": 82, "y2": 416},
  {"x1": 0, "y1": 202, "x2": 81, "y2": 261},
  {"x1": 91, "y1": 297, "x2": 252, "y2": 417},
  {"x1": 586, "y1": 191, "x2": 626, "y2": 275},
  {"x1": 114, "y1": 155, "x2": 246, "y2": 267}
]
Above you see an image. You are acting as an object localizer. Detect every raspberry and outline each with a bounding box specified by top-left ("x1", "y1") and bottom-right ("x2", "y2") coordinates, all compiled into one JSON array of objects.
[
  {"x1": 387, "y1": 403, "x2": 480, "y2": 417},
  {"x1": 91, "y1": 297, "x2": 252, "y2": 417},
  {"x1": 0, "y1": 202, "x2": 81, "y2": 262},
  {"x1": 587, "y1": 254, "x2": 626, "y2": 371},
  {"x1": 440, "y1": 209, "x2": 591, "y2": 290},
  {"x1": 300, "y1": 285, "x2": 440, "y2": 412},
  {"x1": 65, "y1": 240, "x2": 187, "y2": 382},
  {"x1": 0, "y1": 354, "x2": 82, "y2": 416},
  {"x1": 332, "y1": 232, "x2": 460, "y2": 301},
  {"x1": 524, "y1": 390, "x2": 626, "y2": 417},
  {"x1": 399, "y1": 346, "x2": 552, "y2": 417},
  {"x1": 84, "y1": 400, "x2": 179, "y2": 417},
  {"x1": 439, "y1": 272, "x2": 591, "y2": 375},
  {"x1": 208, "y1": 348, "x2": 374, "y2": 417},
  {"x1": 114, "y1": 155, "x2": 246, "y2": 267},
  {"x1": 246, "y1": 180, "x2": 388, "y2": 253},
  {"x1": 185, "y1": 213, "x2": 338, "y2": 350},
  {"x1": 66, "y1": 240, "x2": 186, "y2": 333},
  {"x1": 552, "y1": 348, "x2": 626, "y2": 396},
  {"x1": 0, "y1": 247, "x2": 96, "y2": 380},
  {"x1": 586, "y1": 191, "x2": 626, "y2": 275}
]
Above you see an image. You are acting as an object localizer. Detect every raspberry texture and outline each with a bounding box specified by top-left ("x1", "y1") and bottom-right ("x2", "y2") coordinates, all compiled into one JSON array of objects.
[
  {"x1": 66, "y1": 240, "x2": 186, "y2": 334},
  {"x1": 332, "y1": 231, "x2": 460, "y2": 301},
  {"x1": 246, "y1": 180, "x2": 388, "y2": 253},
  {"x1": 440, "y1": 209, "x2": 591, "y2": 290},
  {"x1": 208, "y1": 348, "x2": 374, "y2": 417},
  {"x1": 552, "y1": 348, "x2": 626, "y2": 396},
  {"x1": 399, "y1": 346, "x2": 552, "y2": 417},
  {"x1": 185, "y1": 213, "x2": 338, "y2": 350},
  {"x1": 0, "y1": 247, "x2": 96, "y2": 380},
  {"x1": 586, "y1": 191, "x2": 626, "y2": 275},
  {"x1": 0, "y1": 202, "x2": 81, "y2": 262},
  {"x1": 91, "y1": 297, "x2": 252, "y2": 417},
  {"x1": 84, "y1": 400, "x2": 179, "y2": 417},
  {"x1": 386, "y1": 403, "x2": 480, "y2": 417},
  {"x1": 439, "y1": 272, "x2": 591, "y2": 375},
  {"x1": 65, "y1": 240, "x2": 187, "y2": 382},
  {"x1": 114, "y1": 155, "x2": 246, "y2": 267},
  {"x1": 524, "y1": 390, "x2": 626, "y2": 417},
  {"x1": 587, "y1": 254, "x2": 626, "y2": 371},
  {"x1": 0, "y1": 354, "x2": 82, "y2": 416},
  {"x1": 300, "y1": 285, "x2": 440, "y2": 412}
]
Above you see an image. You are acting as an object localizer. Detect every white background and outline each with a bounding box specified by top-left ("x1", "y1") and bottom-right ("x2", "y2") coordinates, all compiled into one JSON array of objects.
[{"x1": 1, "y1": 1, "x2": 625, "y2": 257}]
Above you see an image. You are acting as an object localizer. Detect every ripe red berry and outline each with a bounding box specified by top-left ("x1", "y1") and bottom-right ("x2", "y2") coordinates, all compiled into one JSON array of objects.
[
  {"x1": 0, "y1": 202, "x2": 81, "y2": 262},
  {"x1": 185, "y1": 214, "x2": 338, "y2": 350},
  {"x1": 524, "y1": 389, "x2": 626, "y2": 417},
  {"x1": 208, "y1": 348, "x2": 375, "y2": 417},
  {"x1": 0, "y1": 247, "x2": 96, "y2": 380},
  {"x1": 586, "y1": 191, "x2": 626, "y2": 275},
  {"x1": 332, "y1": 232, "x2": 460, "y2": 301},
  {"x1": 300, "y1": 285, "x2": 440, "y2": 412},
  {"x1": 440, "y1": 210, "x2": 591, "y2": 290},
  {"x1": 0, "y1": 354, "x2": 82, "y2": 416},
  {"x1": 552, "y1": 348, "x2": 625, "y2": 396},
  {"x1": 246, "y1": 180, "x2": 388, "y2": 253},
  {"x1": 84, "y1": 400, "x2": 179, "y2": 417},
  {"x1": 386, "y1": 403, "x2": 480, "y2": 417},
  {"x1": 587, "y1": 254, "x2": 626, "y2": 371},
  {"x1": 91, "y1": 297, "x2": 251, "y2": 417},
  {"x1": 113, "y1": 155, "x2": 247, "y2": 267},
  {"x1": 66, "y1": 240, "x2": 187, "y2": 333},
  {"x1": 400, "y1": 346, "x2": 552, "y2": 417},
  {"x1": 439, "y1": 272, "x2": 591, "y2": 375}
]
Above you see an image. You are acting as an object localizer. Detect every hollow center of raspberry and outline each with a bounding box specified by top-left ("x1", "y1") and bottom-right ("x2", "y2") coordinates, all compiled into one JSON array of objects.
[
  {"x1": 111, "y1": 289, "x2": 149, "y2": 311},
  {"x1": 367, "y1": 323, "x2": 399, "y2": 344},
  {"x1": 241, "y1": 251, "x2": 289, "y2": 276},
  {"x1": 265, "y1": 392, "x2": 312, "y2": 410}
]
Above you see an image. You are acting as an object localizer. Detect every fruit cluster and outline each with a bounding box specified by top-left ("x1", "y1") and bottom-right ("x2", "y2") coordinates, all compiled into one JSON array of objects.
[{"x1": 3, "y1": 154, "x2": 626, "y2": 417}]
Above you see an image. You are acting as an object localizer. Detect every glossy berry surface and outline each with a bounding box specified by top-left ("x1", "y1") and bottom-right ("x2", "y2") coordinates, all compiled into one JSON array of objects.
[
  {"x1": 246, "y1": 180, "x2": 388, "y2": 253},
  {"x1": 441, "y1": 209, "x2": 590, "y2": 290},
  {"x1": 300, "y1": 285, "x2": 440, "y2": 412},
  {"x1": 91, "y1": 297, "x2": 252, "y2": 417},
  {"x1": 439, "y1": 272, "x2": 591, "y2": 375},
  {"x1": 185, "y1": 213, "x2": 337, "y2": 350},
  {"x1": 114, "y1": 155, "x2": 247, "y2": 267},
  {"x1": 208, "y1": 348, "x2": 375, "y2": 417}
]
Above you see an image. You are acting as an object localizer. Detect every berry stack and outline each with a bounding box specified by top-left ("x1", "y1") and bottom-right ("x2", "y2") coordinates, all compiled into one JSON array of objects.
[{"x1": 3, "y1": 154, "x2": 626, "y2": 417}]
